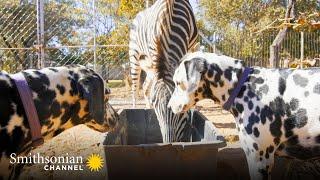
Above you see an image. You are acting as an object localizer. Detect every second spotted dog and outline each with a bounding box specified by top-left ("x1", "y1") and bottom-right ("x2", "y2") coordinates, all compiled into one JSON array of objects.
[{"x1": 168, "y1": 52, "x2": 320, "y2": 180}]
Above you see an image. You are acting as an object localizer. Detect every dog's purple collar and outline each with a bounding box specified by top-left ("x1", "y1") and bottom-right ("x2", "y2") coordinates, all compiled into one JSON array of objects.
[
  {"x1": 223, "y1": 67, "x2": 252, "y2": 110},
  {"x1": 11, "y1": 73, "x2": 44, "y2": 147}
]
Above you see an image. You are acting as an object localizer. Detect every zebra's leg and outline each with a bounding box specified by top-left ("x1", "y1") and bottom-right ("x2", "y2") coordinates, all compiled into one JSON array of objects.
[
  {"x1": 142, "y1": 74, "x2": 153, "y2": 108},
  {"x1": 129, "y1": 53, "x2": 141, "y2": 108}
]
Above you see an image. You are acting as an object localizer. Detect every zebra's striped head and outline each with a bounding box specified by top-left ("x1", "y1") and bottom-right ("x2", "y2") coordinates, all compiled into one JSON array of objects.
[
  {"x1": 150, "y1": 78, "x2": 190, "y2": 142},
  {"x1": 169, "y1": 52, "x2": 244, "y2": 113}
]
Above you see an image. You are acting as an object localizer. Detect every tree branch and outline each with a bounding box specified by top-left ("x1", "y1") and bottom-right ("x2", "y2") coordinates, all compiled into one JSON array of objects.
[{"x1": 269, "y1": 0, "x2": 296, "y2": 68}]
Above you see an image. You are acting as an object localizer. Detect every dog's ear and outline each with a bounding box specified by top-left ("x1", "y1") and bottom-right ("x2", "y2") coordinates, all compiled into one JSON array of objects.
[
  {"x1": 184, "y1": 57, "x2": 207, "y2": 80},
  {"x1": 78, "y1": 75, "x2": 104, "y2": 123},
  {"x1": 194, "y1": 57, "x2": 207, "y2": 73}
]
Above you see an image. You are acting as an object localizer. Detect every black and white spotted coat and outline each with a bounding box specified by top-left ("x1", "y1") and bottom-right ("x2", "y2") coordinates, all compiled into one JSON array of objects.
[
  {"x1": 0, "y1": 65, "x2": 118, "y2": 179},
  {"x1": 168, "y1": 52, "x2": 320, "y2": 180}
]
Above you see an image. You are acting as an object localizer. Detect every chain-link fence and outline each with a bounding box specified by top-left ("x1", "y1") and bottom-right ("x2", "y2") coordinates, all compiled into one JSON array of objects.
[
  {"x1": 201, "y1": 30, "x2": 320, "y2": 68},
  {"x1": 1, "y1": 0, "x2": 320, "y2": 105},
  {"x1": 0, "y1": 0, "x2": 136, "y2": 79}
]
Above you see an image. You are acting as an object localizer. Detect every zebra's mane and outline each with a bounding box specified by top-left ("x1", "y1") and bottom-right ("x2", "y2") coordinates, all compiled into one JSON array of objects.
[{"x1": 154, "y1": 35, "x2": 170, "y2": 81}]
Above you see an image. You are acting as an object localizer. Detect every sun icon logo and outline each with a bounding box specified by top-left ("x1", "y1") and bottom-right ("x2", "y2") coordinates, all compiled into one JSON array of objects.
[{"x1": 86, "y1": 154, "x2": 104, "y2": 172}]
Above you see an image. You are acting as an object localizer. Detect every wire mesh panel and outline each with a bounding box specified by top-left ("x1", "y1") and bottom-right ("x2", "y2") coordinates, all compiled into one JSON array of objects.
[
  {"x1": 0, "y1": 0, "x2": 38, "y2": 72},
  {"x1": 200, "y1": 30, "x2": 320, "y2": 68},
  {"x1": 0, "y1": 0, "x2": 143, "y2": 104},
  {"x1": 43, "y1": 0, "x2": 97, "y2": 68},
  {"x1": 40, "y1": 0, "x2": 141, "y2": 82},
  {"x1": 0, "y1": 49, "x2": 38, "y2": 72},
  {"x1": 1, "y1": 0, "x2": 319, "y2": 105},
  {"x1": 0, "y1": 0, "x2": 138, "y2": 74}
]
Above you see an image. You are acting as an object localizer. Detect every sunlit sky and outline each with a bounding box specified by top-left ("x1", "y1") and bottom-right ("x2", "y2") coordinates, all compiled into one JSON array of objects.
[{"x1": 190, "y1": 0, "x2": 199, "y2": 13}]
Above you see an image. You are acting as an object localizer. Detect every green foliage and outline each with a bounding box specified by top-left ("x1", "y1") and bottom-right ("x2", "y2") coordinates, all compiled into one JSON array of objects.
[
  {"x1": 199, "y1": 0, "x2": 320, "y2": 64},
  {"x1": 93, "y1": 0, "x2": 144, "y2": 65},
  {"x1": 118, "y1": 0, "x2": 145, "y2": 19}
]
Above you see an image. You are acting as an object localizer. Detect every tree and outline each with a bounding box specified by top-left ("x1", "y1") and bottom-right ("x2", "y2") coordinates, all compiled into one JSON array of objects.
[
  {"x1": 83, "y1": 0, "x2": 145, "y2": 79},
  {"x1": 93, "y1": 0, "x2": 145, "y2": 64},
  {"x1": 270, "y1": 0, "x2": 296, "y2": 68},
  {"x1": 198, "y1": 0, "x2": 320, "y2": 66}
]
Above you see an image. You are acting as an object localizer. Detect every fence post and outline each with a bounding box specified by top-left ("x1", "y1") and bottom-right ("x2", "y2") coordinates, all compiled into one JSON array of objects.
[
  {"x1": 213, "y1": 32, "x2": 216, "y2": 53},
  {"x1": 36, "y1": 0, "x2": 45, "y2": 68},
  {"x1": 93, "y1": 0, "x2": 97, "y2": 70},
  {"x1": 300, "y1": 31, "x2": 304, "y2": 68}
]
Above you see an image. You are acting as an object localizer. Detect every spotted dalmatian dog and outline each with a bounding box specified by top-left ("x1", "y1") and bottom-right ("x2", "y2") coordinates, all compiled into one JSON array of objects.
[
  {"x1": 168, "y1": 52, "x2": 320, "y2": 180},
  {"x1": 0, "y1": 65, "x2": 119, "y2": 179}
]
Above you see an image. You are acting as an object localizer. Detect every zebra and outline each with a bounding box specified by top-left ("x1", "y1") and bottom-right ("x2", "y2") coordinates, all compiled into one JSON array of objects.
[
  {"x1": 148, "y1": 37, "x2": 192, "y2": 142},
  {"x1": 150, "y1": 77, "x2": 190, "y2": 142},
  {"x1": 129, "y1": 0, "x2": 198, "y2": 108},
  {"x1": 129, "y1": 0, "x2": 198, "y2": 142}
]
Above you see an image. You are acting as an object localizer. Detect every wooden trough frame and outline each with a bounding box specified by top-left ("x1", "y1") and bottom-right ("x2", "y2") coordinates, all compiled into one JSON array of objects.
[{"x1": 103, "y1": 109, "x2": 226, "y2": 180}]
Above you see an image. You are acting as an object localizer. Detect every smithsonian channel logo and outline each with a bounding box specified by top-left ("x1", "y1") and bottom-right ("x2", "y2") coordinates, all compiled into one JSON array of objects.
[{"x1": 10, "y1": 153, "x2": 104, "y2": 172}]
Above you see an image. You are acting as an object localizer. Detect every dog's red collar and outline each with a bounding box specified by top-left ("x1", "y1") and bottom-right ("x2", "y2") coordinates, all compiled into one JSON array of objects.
[{"x1": 11, "y1": 72, "x2": 44, "y2": 148}]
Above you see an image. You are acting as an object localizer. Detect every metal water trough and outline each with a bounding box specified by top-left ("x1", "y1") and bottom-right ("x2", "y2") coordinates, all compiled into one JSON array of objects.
[{"x1": 103, "y1": 109, "x2": 226, "y2": 180}]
